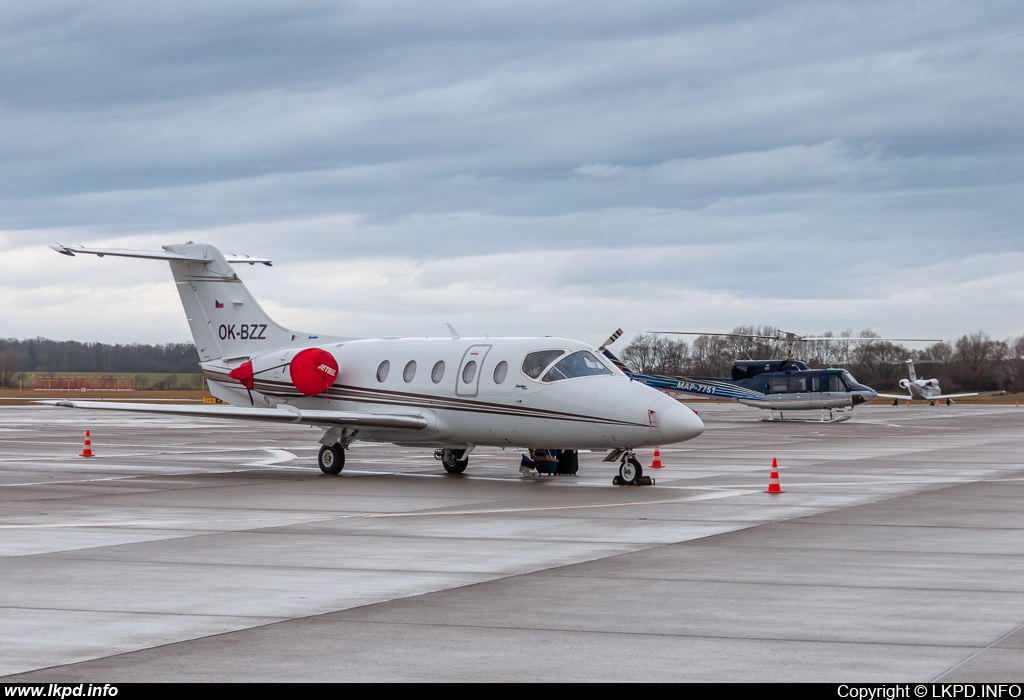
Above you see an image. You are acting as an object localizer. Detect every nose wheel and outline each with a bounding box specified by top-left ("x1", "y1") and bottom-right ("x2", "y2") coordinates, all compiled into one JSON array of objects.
[{"x1": 613, "y1": 453, "x2": 654, "y2": 486}]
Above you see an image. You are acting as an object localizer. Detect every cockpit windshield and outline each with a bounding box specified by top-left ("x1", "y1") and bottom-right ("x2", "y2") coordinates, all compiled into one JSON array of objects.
[
  {"x1": 541, "y1": 351, "x2": 613, "y2": 382},
  {"x1": 842, "y1": 371, "x2": 860, "y2": 388},
  {"x1": 522, "y1": 350, "x2": 565, "y2": 379}
]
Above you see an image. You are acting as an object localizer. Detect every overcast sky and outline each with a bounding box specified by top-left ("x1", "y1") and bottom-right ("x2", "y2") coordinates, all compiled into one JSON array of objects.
[{"x1": 1, "y1": 1, "x2": 1021, "y2": 348}]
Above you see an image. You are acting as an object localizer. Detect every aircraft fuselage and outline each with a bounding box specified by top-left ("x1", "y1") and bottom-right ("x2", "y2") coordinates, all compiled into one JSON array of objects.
[
  {"x1": 630, "y1": 363, "x2": 877, "y2": 413},
  {"x1": 203, "y1": 336, "x2": 704, "y2": 450}
]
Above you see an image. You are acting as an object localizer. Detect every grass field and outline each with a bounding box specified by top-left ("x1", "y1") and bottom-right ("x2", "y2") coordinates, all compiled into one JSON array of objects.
[
  {"x1": 20, "y1": 372, "x2": 205, "y2": 391},
  {"x1": 0, "y1": 389, "x2": 209, "y2": 405}
]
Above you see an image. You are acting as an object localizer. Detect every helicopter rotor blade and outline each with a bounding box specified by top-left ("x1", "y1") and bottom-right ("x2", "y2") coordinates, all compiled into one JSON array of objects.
[
  {"x1": 651, "y1": 330, "x2": 941, "y2": 344},
  {"x1": 598, "y1": 328, "x2": 624, "y2": 351},
  {"x1": 797, "y1": 337, "x2": 942, "y2": 343},
  {"x1": 648, "y1": 331, "x2": 776, "y2": 340}
]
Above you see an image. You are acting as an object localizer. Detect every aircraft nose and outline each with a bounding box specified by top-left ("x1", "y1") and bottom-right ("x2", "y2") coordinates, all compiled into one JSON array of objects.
[
  {"x1": 853, "y1": 386, "x2": 878, "y2": 405},
  {"x1": 658, "y1": 400, "x2": 704, "y2": 444}
]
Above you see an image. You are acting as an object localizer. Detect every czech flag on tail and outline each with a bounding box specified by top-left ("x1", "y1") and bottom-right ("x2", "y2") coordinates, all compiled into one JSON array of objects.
[{"x1": 214, "y1": 300, "x2": 224, "y2": 308}]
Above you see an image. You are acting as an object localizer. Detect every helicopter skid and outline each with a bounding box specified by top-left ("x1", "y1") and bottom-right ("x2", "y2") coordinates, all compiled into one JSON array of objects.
[{"x1": 760, "y1": 410, "x2": 851, "y2": 424}]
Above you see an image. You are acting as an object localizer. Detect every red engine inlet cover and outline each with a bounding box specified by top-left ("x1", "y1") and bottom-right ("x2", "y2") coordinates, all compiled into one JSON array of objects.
[{"x1": 289, "y1": 348, "x2": 339, "y2": 396}]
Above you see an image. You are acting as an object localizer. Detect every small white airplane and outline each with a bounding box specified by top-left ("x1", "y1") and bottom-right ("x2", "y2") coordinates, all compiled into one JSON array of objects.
[
  {"x1": 876, "y1": 360, "x2": 982, "y2": 405},
  {"x1": 45, "y1": 243, "x2": 704, "y2": 485}
]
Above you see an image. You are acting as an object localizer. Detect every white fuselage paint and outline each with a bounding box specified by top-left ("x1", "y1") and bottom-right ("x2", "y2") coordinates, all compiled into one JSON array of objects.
[
  {"x1": 204, "y1": 337, "x2": 705, "y2": 450},
  {"x1": 900, "y1": 377, "x2": 943, "y2": 400}
]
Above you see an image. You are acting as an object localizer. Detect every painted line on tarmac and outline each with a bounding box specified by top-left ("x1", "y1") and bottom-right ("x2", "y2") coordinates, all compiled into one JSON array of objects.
[
  {"x1": 0, "y1": 489, "x2": 757, "y2": 530},
  {"x1": 244, "y1": 449, "x2": 297, "y2": 467}
]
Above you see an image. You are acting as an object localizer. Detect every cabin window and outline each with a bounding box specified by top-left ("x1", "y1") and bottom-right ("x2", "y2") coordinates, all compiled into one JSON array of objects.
[
  {"x1": 493, "y1": 361, "x2": 508, "y2": 384},
  {"x1": 431, "y1": 361, "x2": 445, "y2": 383},
  {"x1": 812, "y1": 377, "x2": 820, "y2": 392},
  {"x1": 522, "y1": 350, "x2": 565, "y2": 379},
  {"x1": 829, "y1": 374, "x2": 845, "y2": 392},
  {"x1": 541, "y1": 351, "x2": 613, "y2": 383},
  {"x1": 462, "y1": 361, "x2": 478, "y2": 384},
  {"x1": 770, "y1": 377, "x2": 788, "y2": 393},
  {"x1": 789, "y1": 377, "x2": 806, "y2": 392},
  {"x1": 403, "y1": 360, "x2": 417, "y2": 383},
  {"x1": 376, "y1": 360, "x2": 390, "y2": 383}
]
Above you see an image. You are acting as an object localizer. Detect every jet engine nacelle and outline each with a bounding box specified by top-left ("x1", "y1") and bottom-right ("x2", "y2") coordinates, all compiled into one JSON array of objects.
[
  {"x1": 899, "y1": 378, "x2": 911, "y2": 389},
  {"x1": 229, "y1": 346, "x2": 339, "y2": 396}
]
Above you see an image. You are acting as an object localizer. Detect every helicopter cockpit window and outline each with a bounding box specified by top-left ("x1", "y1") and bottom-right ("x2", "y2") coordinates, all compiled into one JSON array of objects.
[
  {"x1": 541, "y1": 351, "x2": 613, "y2": 383},
  {"x1": 829, "y1": 374, "x2": 847, "y2": 392},
  {"x1": 842, "y1": 371, "x2": 860, "y2": 388},
  {"x1": 522, "y1": 350, "x2": 566, "y2": 380}
]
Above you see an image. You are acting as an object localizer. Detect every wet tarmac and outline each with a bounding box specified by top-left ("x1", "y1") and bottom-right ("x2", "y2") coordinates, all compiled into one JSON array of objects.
[{"x1": 1, "y1": 403, "x2": 1022, "y2": 681}]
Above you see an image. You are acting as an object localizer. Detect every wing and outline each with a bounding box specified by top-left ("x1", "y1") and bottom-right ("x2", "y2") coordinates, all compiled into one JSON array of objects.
[
  {"x1": 930, "y1": 390, "x2": 1005, "y2": 399},
  {"x1": 874, "y1": 391, "x2": 1003, "y2": 401},
  {"x1": 39, "y1": 400, "x2": 427, "y2": 430}
]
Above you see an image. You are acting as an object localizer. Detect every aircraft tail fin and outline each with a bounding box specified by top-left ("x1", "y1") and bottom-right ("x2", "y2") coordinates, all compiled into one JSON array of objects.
[
  {"x1": 51, "y1": 242, "x2": 332, "y2": 362},
  {"x1": 905, "y1": 359, "x2": 917, "y2": 382},
  {"x1": 163, "y1": 243, "x2": 302, "y2": 361}
]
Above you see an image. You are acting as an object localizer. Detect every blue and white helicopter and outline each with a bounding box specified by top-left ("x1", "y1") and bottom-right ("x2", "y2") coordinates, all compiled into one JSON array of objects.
[{"x1": 600, "y1": 329, "x2": 936, "y2": 423}]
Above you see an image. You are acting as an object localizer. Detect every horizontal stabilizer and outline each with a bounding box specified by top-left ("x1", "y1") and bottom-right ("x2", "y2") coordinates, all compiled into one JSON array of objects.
[
  {"x1": 50, "y1": 244, "x2": 272, "y2": 266},
  {"x1": 39, "y1": 400, "x2": 426, "y2": 430}
]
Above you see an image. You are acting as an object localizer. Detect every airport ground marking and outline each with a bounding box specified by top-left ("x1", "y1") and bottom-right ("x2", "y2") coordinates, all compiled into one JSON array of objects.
[
  {"x1": 243, "y1": 448, "x2": 297, "y2": 467},
  {"x1": 0, "y1": 489, "x2": 758, "y2": 530},
  {"x1": 932, "y1": 619, "x2": 1024, "y2": 681}
]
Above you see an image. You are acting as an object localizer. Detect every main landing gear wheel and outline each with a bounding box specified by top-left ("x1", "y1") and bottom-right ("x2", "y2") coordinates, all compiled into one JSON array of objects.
[
  {"x1": 613, "y1": 455, "x2": 654, "y2": 486},
  {"x1": 439, "y1": 448, "x2": 468, "y2": 474},
  {"x1": 318, "y1": 444, "x2": 345, "y2": 475}
]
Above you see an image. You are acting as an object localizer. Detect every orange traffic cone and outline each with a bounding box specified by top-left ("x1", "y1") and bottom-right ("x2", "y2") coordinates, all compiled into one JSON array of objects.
[
  {"x1": 764, "y1": 457, "x2": 784, "y2": 493},
  {"x1": 80, "y1": 430, "x2": 94, "y2": 458},
  {"x1": 650, "y1": 447, "x2": 664, "y2": 469}
]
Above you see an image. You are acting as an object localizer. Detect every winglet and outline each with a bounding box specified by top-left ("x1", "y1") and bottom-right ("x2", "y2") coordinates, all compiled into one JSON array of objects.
[{"x1": 446, "y1": 323, "x2": 461, "y2": 341}]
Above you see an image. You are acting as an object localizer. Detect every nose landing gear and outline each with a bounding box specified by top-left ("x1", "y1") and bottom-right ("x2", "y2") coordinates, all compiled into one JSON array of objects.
[{"x1": 612, "y1": 452, "x2": 654, "y2": 486}]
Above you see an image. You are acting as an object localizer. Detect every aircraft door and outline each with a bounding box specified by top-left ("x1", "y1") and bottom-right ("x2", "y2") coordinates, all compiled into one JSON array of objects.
[
  {"x1": 826, "y1": 372, "x2": 847, "y2": 406},
  {"x1": 810, "y1": 374, "x2": 824, "y2": 407},
  {"x1": 456, "y1": 344, "x2": 492, "y2": 397}
]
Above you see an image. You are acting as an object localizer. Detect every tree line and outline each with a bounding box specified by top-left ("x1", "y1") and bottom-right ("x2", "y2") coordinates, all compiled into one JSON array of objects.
[
  {"x1": 3, "y1": 330, "x2": 1022, "y2": 394},
  {"x1": 619, "y1": 327, "x2": 1024, "y2": 393},
  {"x1": 0, "y1": 338, "x2": 200, "y2": 387}
]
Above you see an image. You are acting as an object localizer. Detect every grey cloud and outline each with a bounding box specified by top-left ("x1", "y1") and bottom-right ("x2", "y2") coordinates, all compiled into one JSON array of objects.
[{"x1": 0, "y1": 1, "x2": 1021, "y2": 342}]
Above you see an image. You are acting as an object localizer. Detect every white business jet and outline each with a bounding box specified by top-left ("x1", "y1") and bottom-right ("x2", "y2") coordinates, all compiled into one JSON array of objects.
[
  {"x1": 876, "y1": 360, "x2": 981, "y2": 405},
  {"x1": 46, "y1": 243, "x2": 703, "y2": 485}
]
